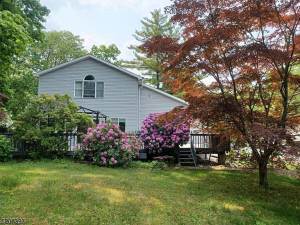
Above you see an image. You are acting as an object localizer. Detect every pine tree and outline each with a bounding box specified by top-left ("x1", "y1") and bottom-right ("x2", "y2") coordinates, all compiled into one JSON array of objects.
[{"x1": 124, "y1": 9, "x2": 179, "y2": 89}]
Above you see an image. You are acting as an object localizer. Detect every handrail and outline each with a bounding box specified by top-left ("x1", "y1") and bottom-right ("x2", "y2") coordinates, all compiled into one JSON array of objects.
[{"x1": 190, "y1": 139, "x2": 198, "y2": 167}]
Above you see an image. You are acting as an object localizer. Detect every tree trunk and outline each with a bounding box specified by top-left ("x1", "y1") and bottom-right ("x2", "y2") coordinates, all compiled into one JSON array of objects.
[
  {"x1": 218, "y1": 152, "x2": 226, "y2": 165},
  {"x1": 258, "y1": 159, "x2": 268, "y2": 189},
  {"x1": 156, "y1": 71, "x2": 160, "y2": 89}
]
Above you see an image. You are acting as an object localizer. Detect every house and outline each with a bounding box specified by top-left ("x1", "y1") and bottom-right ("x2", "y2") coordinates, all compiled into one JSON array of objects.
[{"x1": 38, "y1": 55, "x2": 187, "y2": 132}]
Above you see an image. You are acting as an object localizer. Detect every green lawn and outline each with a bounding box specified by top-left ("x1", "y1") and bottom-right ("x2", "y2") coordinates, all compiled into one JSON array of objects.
[{"x1": 0, "y1": 161, "x2": 299, "y2": 225}]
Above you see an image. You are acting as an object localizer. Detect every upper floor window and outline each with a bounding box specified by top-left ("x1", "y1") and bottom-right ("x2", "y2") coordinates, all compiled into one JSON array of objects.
[
  {"x1": 83, "y1": 75, "x2": 95, "y2": 98},
  {"x1": 75, "y1": 75, "x2": 104, "y2": 98}
]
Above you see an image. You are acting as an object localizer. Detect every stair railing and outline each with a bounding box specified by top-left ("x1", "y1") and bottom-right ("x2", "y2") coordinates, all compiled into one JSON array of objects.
[{"x1": 190, "y1": 139, "x2": 198, "y2": 167}]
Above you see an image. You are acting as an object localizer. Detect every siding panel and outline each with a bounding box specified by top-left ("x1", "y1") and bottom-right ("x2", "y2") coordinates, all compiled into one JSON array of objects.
[
  {"x1": 39, "y1": 58, "x2": 139, "y2": 131},
  {"x1": 139, "y1": 86, "x2": 186, "y2": 126}
]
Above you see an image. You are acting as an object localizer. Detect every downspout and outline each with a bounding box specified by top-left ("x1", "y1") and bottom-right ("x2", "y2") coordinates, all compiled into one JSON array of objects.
[{"x1": 137, "y1": 78, "x2": 143, "y2": 131}]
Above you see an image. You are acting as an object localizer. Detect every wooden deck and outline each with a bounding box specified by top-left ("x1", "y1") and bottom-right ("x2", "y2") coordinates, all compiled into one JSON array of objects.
[{"x1": 179, "y1": 133, "x2": 230, "y2": 166}]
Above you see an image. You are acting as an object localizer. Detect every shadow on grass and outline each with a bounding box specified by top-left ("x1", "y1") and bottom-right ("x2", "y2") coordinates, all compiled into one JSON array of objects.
[
  {"x1": 0, "y1": 161, "x2": 299, "y2": 225},
  {"x1": 165, "y1": 169, "x2": 300, "y2": 224}
]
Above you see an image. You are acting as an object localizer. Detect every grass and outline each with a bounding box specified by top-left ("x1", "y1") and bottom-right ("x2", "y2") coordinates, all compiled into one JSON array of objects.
[{"x1": 0, "y1": 160, "x2": 299, "y2": 225}]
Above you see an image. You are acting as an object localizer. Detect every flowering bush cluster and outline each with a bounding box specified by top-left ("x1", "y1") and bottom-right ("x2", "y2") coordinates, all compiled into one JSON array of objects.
[
  {"x1": 140, "y1": 113, "x2": 190, "y2": 153},
  {"x1": 82, "y1": 123, "x2": 140, "y2": 167}
]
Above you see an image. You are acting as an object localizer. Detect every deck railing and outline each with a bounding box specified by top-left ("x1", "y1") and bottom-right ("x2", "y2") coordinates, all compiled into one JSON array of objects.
[{"x1": 190, "y1": 133, "x2": 230, "y2": 154}]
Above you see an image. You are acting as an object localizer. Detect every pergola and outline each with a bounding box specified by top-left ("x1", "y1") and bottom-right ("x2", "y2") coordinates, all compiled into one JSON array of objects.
[{"x1": 79, "y1": 106, "x2": 108, "y2": 124}]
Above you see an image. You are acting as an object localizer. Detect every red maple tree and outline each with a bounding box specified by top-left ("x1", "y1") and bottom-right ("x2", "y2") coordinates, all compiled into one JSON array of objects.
[{"x1": 142, "y1": 0, "x2": 300, "y2": 187}]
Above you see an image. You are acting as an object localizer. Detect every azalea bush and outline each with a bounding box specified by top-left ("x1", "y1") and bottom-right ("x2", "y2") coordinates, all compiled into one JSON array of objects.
[
  {"x1": 140, "y1": 113, "x2": 190, "y2": 154},
  {"x1": 82, "y1": 123, "x2": 140, "y2": 167}
]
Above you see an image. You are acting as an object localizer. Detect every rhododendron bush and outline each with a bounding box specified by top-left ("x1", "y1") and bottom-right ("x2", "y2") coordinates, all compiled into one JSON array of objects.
[
  {"x1": 82, "y1": 123, "x2": 140, "y2": 166},
  {"x1": 140, "y1": 113, "x2": 190, "y2": 154}
]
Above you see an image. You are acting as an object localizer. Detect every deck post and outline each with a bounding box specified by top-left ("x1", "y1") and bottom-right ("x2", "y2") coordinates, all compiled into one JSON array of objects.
[{"x1": 218, "y1": 152, "x2": 226, "y2": 165}]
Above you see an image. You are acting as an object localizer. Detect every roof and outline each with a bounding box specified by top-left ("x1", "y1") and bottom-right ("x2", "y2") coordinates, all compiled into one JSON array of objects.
[
  {"x1": 37, "y1": 55, "x2": 187, "y2": 105},
  {"x1": 38, "y1": 55, "x2": 142, "y2": 80}
]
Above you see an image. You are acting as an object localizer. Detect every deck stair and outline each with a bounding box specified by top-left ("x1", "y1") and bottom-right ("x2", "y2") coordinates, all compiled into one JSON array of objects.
[
  {"x1": 178, "y1": 133, "x2": 231, "y2": 167},
  {"x1": 179, "y1": 143, "x2": 197, "y2": 167}
]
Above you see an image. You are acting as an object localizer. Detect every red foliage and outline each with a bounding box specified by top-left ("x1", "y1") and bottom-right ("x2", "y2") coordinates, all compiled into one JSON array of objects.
[
  {"x1": 140, "y1": 36, "x2": 180, "y2": 58},
  {"x1": 143, "y1": 0, "x2": 300, "y2": 187}
]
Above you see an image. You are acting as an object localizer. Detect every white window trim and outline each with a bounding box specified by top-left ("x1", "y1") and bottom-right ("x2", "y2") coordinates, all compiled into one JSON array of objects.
[
  {"x1": 74, "y1": 80, "x2": 83, "y2": 98},
  {"x1": 96, "y1": 81, "x2": 104, "y2": 99},
  {"x1": 73, "y1": 79, "x2": 104, "y2": 99},
  {"x1": 111, "y1": 117, "x2": 126, "y2": 131}
]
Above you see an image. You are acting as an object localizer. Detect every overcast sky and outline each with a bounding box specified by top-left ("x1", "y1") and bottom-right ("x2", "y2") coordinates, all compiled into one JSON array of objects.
[{"x1": 40, "y1": 0, "x2": 172, "y2": 60}]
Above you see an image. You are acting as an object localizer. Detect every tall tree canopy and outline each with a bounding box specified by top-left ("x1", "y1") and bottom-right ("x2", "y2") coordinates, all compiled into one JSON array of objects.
[
  {"x1": 0, "y1": 11, "x2": 30, "y2": 93},
  {"x1": 30, "y1": 31, "x2": 87, "y2": 71},
  {"x1": 90, "y1": 44, "x2": 121, "y2": 65},
  {"x1": 0, "y1": 0, "x2": 50, "y2": 41},
  {"x1": 0, "y1": 0, "x2": 49, "y2": 96},
  {"x1": 6, "y1": 65, "x2": 38, "y2": 118},
  {"x1": 0, "y1": 93, "x2": 8, "y2": 123},
  {"x1": 146, "y1": 0, "x2": 300, "y2": 187},
  {"x1": 125, "y1": 9, "x2": 179, "y2": 89}
]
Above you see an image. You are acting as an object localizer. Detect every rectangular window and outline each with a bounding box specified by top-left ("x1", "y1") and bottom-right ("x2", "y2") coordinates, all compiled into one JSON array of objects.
[
  {"x1": 111, "y1": 118, "x2": 118, "y2": 125},
  {"x1": 96, "y1": 82, "x2": 104, "y2": 98},
  {"x1": 75, "y1": 81, "x2": 82, "y2": 97},
  {"x1": 83, "y1": 81, "x2": 95, "y2": 98},
  {"x1": 111, "y1": 118, "x2": 126, "y2": 132},
  {"x1": 119, "y1": 118, "x2": 126, "y2": 132},
  {"x1": 74, "y1": 80, "x2": 104, "y2": 98}
]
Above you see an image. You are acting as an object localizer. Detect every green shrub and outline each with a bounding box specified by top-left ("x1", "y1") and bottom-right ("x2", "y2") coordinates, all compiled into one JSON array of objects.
[
  {"x1": 73, "y1": 148, "x2": 85, "y2": 161},
  {"x1": 129, "y1": 160, "x2": 168, "y2": 170},
  {"x1": 129, "y1": 161, "x2": 155, "y2": 169},
  {"x1": 0, "y1": 175, "x2": 20, "y2": 190},
  {"x1": 226, "y1": 147, "x2": 300, "y2": 169},
  {"x1": 14, "y1": 94, "x2": 93, "y2": 159},
  {"x1": 0, "y1": 135, "x2": 13, "y2": 162},
  {"x1": 226, "y1": 148, "x2": 255, "y2": 168},
  {"x1": 150, "y1": 161, "x2": 168, "y2": 171}
]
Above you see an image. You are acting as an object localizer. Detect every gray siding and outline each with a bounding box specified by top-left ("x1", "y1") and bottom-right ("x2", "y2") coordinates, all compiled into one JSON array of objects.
[
  {"x1": 39, "y1": 58, "x2": 139, "y2": 131},
  {"x1": 139, "y1": 86, "x2": 186, "y2": 127}
]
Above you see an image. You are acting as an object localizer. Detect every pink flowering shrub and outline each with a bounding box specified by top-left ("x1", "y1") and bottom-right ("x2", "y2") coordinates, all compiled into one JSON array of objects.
[
  {"x1": 82, "y1": 123, "x2": 139, "y2": 166},
  {"x1": 140, "y1": 113, "x2": 190, "y2": 154}
]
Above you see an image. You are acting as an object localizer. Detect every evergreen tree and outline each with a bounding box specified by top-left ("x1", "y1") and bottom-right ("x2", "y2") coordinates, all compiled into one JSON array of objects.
[{"x1": 125, "y1": 9, "x2": 179, "y2": 89}]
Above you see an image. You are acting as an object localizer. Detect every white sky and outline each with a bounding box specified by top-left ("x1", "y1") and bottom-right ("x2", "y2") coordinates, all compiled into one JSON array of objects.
[{"x1": 41, "y1": 0, "x2": 172, "y2": 60}]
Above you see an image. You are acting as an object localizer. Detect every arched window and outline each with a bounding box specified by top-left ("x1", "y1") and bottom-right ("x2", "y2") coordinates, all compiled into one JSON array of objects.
[
  {"x1": 83, "y1": 75, "x2": 95, "y2": 98},
  {"x1": 84, "y1": 75, "x2": 95, "y2": 81},
  {"x1": 74, "y1": 75, "x2": 104, "y2": 98}
]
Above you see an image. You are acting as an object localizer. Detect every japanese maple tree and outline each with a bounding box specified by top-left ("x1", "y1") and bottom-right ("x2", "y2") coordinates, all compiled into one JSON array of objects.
[{"x1": 143, "y1": 0, "x2": 300, "y2": 187}]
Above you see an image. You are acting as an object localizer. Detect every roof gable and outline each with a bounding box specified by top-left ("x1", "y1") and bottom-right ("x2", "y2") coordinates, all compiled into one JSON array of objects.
[
  {"x1": 37, "y1": 55, "x2": 187, "y2": 105},
  {"x1": 143, "y1": 84, "x2": 188, "y2": 105},
  {"x1": 37, "y1": 55, "x2": 142, "y2": 80}
]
